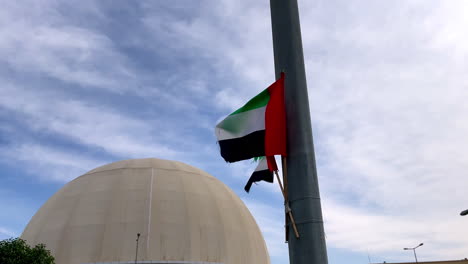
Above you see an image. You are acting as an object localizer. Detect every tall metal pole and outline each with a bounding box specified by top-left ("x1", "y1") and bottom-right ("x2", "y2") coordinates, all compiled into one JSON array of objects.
[{"x1": 269, "y1": 0, "x2": 328, "y2": 264}]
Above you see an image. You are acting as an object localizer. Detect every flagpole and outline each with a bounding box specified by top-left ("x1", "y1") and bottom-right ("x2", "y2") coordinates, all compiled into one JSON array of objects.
[
  {"x1": 274, "y1": 170, "x2": 300, "y2": 239},
  {"x1": 270, "y1": 1, "x2": 329, "y2": 264},
  {"x1": 274, "y1": 170, "x2": 286, "y2": 197}
]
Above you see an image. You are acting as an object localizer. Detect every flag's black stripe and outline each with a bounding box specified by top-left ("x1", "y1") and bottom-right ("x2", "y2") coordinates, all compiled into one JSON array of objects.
[
  {"x1": 218, "y1": 130, "x2": 265, "y2": 162},
  {"x1": 244, "y1": 169, "x2": 274, "y2": 193}
]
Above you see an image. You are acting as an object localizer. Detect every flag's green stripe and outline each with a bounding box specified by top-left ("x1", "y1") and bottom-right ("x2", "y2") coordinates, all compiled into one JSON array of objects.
[
  {"x1": 216, "y1": 106, "x2": 266, "y2": 140},
  {"x1": 253, "y1": 156, "x2": 265, "y2": 162},
  {"x1": 229, "y1": 88, "x2": 270, "y2": 116}
]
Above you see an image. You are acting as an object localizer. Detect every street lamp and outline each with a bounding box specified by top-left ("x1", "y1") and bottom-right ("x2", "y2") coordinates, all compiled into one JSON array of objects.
[
  {"x1": 403, "y1": 243, "x2": 424, "y2": 263},
  {"x1": 135, "y1": 233, "x2": 140, "y2": 264},
  {"x1": 461, "y1": 209, "x2": 468, "y2": 216}
]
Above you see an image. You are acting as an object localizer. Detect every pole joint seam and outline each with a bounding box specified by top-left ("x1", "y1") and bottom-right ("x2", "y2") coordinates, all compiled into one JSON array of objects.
[
  {"x1": 289, "y1": 196, "x2": 321, "y2": 203},
  {"x1": 286, "y1": 218, "x2": 324, "y2": 226}
]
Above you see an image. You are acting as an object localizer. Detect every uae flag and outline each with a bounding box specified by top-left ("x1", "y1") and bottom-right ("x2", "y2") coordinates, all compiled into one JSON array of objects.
[
  {"x1": 244, "y1": 156, "x2": 278, "y2": 193},
  {"x1": 215, "y1": 73, "x2": 286, "y2": 163}
]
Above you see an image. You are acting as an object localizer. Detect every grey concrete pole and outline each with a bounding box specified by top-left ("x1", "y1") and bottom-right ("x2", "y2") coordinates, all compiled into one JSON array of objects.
[{"x1": 269, "y1": 0, "x2": 329, "y2": 264}]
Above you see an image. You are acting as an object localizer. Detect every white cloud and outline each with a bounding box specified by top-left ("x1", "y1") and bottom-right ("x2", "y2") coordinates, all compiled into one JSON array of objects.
[
  {"x1": 0, "y1": 1, "x2": 135, "y2": 92},
  {"x1": 323, "y1": 200, "x2": 468, "y2": 260},
  {"x1": 300, "y1": 0, "x2": 468, "y2": 260},
  {"x1": 0, "y1": 143, "x2": 106, "y2": 182},
  {"x1": 142, "y1": 0, "x2": 275, "y2": 112},
  {"x1": 0, "y1": 83, "x2": 180, "y2": 160},
  {"x1": 0, "y1": 227, "x2": 16, "y2": 239}
]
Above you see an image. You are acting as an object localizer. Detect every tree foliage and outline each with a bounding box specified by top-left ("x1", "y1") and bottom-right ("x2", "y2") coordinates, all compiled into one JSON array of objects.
[{"x1": 0, "y1": 237, "x2": 55, "y2": 264}]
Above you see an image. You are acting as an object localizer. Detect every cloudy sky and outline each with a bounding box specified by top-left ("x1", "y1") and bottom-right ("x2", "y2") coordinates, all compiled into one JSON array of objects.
[{"x1": 1, "y1": 0, "x2": 468, "y2": 263}]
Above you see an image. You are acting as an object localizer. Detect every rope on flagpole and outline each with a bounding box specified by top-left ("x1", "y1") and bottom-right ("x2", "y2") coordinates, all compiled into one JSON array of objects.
[
  {"x1": 274, "y1": 169, "x2": 285, "y2": 196},
  {"x1": 274, "y1": 169, "x2": 300, "y2": 239}
]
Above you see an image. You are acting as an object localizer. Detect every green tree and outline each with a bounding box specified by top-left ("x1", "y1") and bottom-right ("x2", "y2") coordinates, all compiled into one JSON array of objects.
[{"x1": 0, "y1": 237, "x2": 55, "y2": 264}]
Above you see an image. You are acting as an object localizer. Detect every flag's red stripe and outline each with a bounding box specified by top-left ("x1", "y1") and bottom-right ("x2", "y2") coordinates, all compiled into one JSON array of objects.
[
  {"x1": 266, "y1": 156, "x2": 278, "y2": 172},
  {"x1": 265, "y1": 72, "x2": 287, "y2": 156}
]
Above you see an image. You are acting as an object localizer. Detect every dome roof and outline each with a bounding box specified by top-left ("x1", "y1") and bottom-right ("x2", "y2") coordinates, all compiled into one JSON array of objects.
[{"x1": 21, "y1": 158, "x2": 270, "y2": 264}]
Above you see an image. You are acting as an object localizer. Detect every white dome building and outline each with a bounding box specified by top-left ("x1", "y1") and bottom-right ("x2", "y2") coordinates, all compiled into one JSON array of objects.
[{"x1": 21, "y1": 158, "x2": 270, "y2": 264}]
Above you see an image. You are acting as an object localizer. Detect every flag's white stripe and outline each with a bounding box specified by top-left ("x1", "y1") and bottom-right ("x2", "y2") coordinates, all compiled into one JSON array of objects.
[
  {"x1": 215, "y1": 106, "x2": 266, "y2": 141},
  {"x1": 255, "y1": 158, "x2": 269, "y2": 172}
]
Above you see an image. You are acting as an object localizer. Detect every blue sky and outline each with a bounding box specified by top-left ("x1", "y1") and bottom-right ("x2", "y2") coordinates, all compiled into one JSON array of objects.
[{"x1": 1, "y1": 0, "x2": 468, "y2": 263}]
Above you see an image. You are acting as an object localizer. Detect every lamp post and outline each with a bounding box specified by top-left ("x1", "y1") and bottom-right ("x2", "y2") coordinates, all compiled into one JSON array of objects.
[
  {"x1": 135, "y1": 233, "x2": 140, "y2": 264},
  {"x1": 403, "y1": 243, "x2": 424, "y2": 263},
  {"x1": 461, "y1": 209, "x2": 468, "y2": 216}
]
